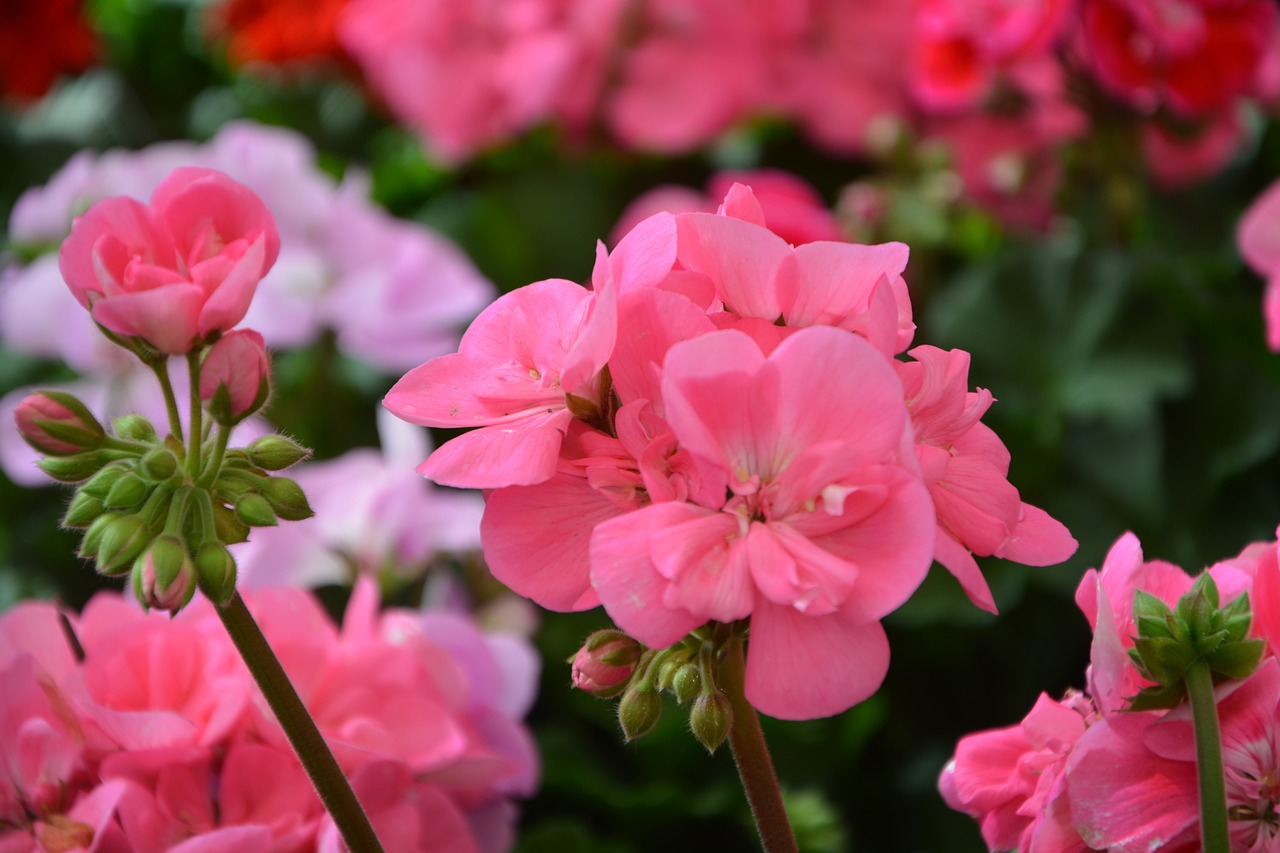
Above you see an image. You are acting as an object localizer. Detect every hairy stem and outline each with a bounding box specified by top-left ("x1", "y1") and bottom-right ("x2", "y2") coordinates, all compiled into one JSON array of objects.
[
  {"x1": 1186, "y1": 659, "x2": 1230, "y2": 853},
  {"x1": 149, "y1": 360, "x2": 183, "y2": 444},
  {"x1": 186, "y1": 353, "x2": 203, "y2": 479}
]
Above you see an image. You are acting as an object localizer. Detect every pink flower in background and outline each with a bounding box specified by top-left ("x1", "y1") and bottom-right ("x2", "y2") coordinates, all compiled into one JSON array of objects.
[
  {"x1": 57, "y1": 167, "x2": 281, "y2": 355},
  {"x1": 1238, "y1": 177, "x2": 1280, "y2": 351}
]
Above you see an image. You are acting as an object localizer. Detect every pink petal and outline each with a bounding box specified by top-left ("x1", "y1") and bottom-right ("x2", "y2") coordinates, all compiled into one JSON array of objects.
[
  {"x1": 933, "y1": 528, "x2": 998, "y2": 614},
  {"x1": 91, "y1": 284, "x2": 206, "y2": 354},
  {"x1": 168, "y1": 827, "x2": 276, "y2": 853},
  {"x1": 481, "y1": 471, "x2": 624, "y2": 611},
  {"x1": 716, "y1": 182, "x2": 768, "y2": 228},
  {"x1": 782, "y1": 241, "x2": 909, "y2": 335},
  {"x1": 649, "y1": 512, "x2": 754, "y2": 623},
  {"x1": 609, "y1": 211, "x2": 678, "y2": 294},
  {"x1": 195, "y1": 234, "x2": 268, "y2": 337},
  {"x1": 675, "y1": 212, "x2": 790, "y2": 319},
  {"x1": 610, "y1": 288, "x2": 716, "y2": 414},
  {"x1": 420, "y1": 408, "x2": 574, "y2": 488},
  {"x1": 590, "y1": 503, "x2": 707, "y2": 649},
  {"x1": 1237, "y1": 177, "x2": 1280, "y2": 276},
  {"x1": 744, "y1": 600, "x2": 890, "y2": 720},
  {"x1": 560, "y1": 253, "x2": 618, "y2": 396},
  {"x1": 996, "y1": 503, "x2": 1078, "y2": 566},
  {"x1": 1253, "y1": 544, "x2": 1280, "y2": 656},
  {"x1": 57, "y1": 196, "x2": 163, "y2": 308}
]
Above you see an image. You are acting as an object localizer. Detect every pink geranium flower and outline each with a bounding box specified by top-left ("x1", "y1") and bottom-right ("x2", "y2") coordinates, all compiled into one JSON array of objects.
[
  {"x1": 57, "y1": 167, "x2": 281, "y2": 355},
  {"x1": 1238, "y1": 177, "x2": 1280, "y2": 352}
]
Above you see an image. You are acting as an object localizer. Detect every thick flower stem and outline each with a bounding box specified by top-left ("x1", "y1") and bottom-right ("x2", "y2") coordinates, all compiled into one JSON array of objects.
[
  {"x1": 721, "y1": 634, "x2": 798, "y2": 853},
  {"x1": 1185, "y1": 659, "x2": 1230, "y2": 853},
  {"x1": 186, "y1": 352, "x2": 204, "y2": 479},
  {"x1": 149, "y1": 360, "x2": 184, "y2": 443},
  {"x1": 214, "y1": 591, "x2": 384, "y2": 853}
]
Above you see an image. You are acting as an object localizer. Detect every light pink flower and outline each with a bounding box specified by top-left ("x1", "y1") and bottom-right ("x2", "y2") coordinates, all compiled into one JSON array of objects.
[
  {"x1": 1239, "y1": 176, "x2": 1280, "y2": 352},
  {"x1": 589, "y1": 326, "x2": 936, "y2": 720},
  {"x1": 58, "y1": 167, "x2": 281, "y2": 354}
]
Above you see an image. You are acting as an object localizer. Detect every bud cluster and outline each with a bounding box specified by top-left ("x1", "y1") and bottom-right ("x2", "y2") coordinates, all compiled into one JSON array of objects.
[{"x1": 571, "y1": 626, "x2": 736, "y2": 754}]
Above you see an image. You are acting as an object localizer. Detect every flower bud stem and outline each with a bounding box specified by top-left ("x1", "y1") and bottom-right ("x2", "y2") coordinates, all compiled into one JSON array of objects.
[
  {"x1": 721, "y1": 632, "x2": 797, "y2": 853},
  {"x1": 186, "y1": 352, "x2": 204, "y2": 479},
  {"x1": 148, "y1": 359, "x2": 184, "y2": 443},
  {"x1": 1185, "y1": 659, "x2": 1229, "y2": 853},
  {"x1": 214, "y1": 591, "x2": 384, "y2": 853},
  {"x1": 199, "y1": 425, "x2": 231, "y2": 488}
]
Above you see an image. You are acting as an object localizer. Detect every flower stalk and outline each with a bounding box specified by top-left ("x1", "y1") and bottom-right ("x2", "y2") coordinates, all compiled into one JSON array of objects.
[{"x1": 1185, "y1": 658, "x2": 1230, "y2": 853}]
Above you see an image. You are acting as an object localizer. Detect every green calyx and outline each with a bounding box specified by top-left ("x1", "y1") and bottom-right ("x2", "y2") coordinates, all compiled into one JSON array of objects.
[{"x1": 1128, "y1": 573, "x2": 1265, "y2": 711}]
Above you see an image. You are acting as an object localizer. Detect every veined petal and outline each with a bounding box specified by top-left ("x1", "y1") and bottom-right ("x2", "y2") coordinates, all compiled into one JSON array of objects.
[
  {"x1": 92, "y1": 285, "x2": 205, "y2": 354},
  {"x1": 651, "y1": 512, "x2": 754, "y2": 624},
  {"x1": 419, "y1": 408, "x2": 573, "y2": 488},
  {"x1": 676, "y1": 211, "x2": 790, "y2": 319}
]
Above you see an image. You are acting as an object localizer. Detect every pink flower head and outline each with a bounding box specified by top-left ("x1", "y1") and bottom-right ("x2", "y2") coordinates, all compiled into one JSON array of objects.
[
  {"x1": 589, "y1": 326, "x2": 936, "y2": 720},
  {"x1": 58, "y1": 167, "x2": 281, "y2": 354},
  {"x1": 199, "y1": 329, "x2": 271, "y2": 423},
  {"x1": 1239, "y1": 177, "x2": 1280, "y2": 352},
  {"x1": 12, "y1": 390, "x2": 104, "y2": 456}
]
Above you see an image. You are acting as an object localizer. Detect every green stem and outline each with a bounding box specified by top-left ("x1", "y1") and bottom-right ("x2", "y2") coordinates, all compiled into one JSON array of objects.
[
  {"x1": 1186, "y1": 659, "x2": 1230, "y2": 853},
  {"x1": 213, "y1": 591, "x2": 383, "y2": 853},
  {"x1": 199, "y1": 426, "x2": 231, "y2": 488},
  {"x1": 720, "y1": 634, "x2": 797, "y2": 853},
  {"x1": 149, "y1": 360, "x2": 183, "y2": 444},
  {"x1": 186, "y1": 353, "x2": 204, "y2": 479}
]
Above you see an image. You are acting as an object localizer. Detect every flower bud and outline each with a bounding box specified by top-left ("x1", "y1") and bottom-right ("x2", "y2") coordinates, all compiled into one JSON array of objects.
[
  {"x1": 112, "y1": 413, "x2": 157, "y2": 442},
  {"x1": 259, "y1": 476, "x2": 313, "y2": 521},
  {"x1": 37, "y1": 451, "x2": 109, "y2": 483},
  {"x1": 671, "y1": 663, "x2": 702, "y2": 704},
  {"x1": 689, "y1": 690, "x2": 733, "y2": 754},
  {"x1": 200, "y1": 329, "x2": 270, "y2": 425},
  {"x1": 617, "y1": 687, "x2": 662, "y2": 742},
  {"x1": 62, "y1": 492, "x2": 105, "y2": 529},
  {"x1": 235, "y1": 492, "x2": 278, "y2": 527},
  {"x1": 131, "y1": 535, "x2": 196, "y2": 612},
  {"x1": 212, "y1": 502, "x2": 251, "y2": 544},
  {"x1": 80, "y1": 464, "x2": 126, "y2": 499},
  {"x1": 139, "y1": 447, "x2": 178, "y2": 481},
  {"x1": 571, "y1": 630, "x2": 642, "y2": 698},
  {"x1": 78, "y1": 511, "x2": 120, "y2": 559},
  {"x1": 246, "y1": 435, "x2": 310, "y2": 471},
  {"x1": 14, "y1": 391, "x2": 105, "y2": 456},
  {"x1": 195, "y1": 541, "x2": 237, "y2": 605},
  {"x1": 95, "y1": 515, "x2": 151, "y2": 576},
  {"x1": 103, "y1": 473, "x2": 148, "y2": 510}
]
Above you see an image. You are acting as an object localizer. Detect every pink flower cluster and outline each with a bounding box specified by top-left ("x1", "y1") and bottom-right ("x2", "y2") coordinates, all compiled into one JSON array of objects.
[
  {"x1": 0, "y1": 580, "x2": 539, "y2": 852},
  {"x1": 1239, "y1": 177, "x2": 1280, "y2": 352},
  {"x1": 386, "y1": 184, "x2": 1076, "y2": 721},
  {"x1": 940, "y1": 529, "x2": 1280, "y2": 852}
]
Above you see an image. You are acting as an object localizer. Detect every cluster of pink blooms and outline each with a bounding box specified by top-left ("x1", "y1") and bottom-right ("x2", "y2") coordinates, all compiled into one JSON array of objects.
[
  {"x1": 385, "y1": 182, "x2": 1077, "y2": 721},
  {"x1": 1239, "y1": 176, "x2": 1280, "y2": 353},
  {"x1": 332, "y1": 0, "x2": 1278, "y2": 216},
  {"x1": 940, "y1": 529, "x2": 1280, "y2": 852},
  {"x1": 0, "y1": 579, "x2": 539, "y2": 852}
]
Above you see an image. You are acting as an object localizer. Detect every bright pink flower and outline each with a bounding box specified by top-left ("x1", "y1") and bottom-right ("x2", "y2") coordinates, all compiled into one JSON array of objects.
[
  {"x1": 57, "y1": 167, "x2": 280, "y2": 354},
  {"x1": 939, "y1": 692, "x2": 1091, "y2": 853},
  {"x1": 589, "y1": 327, "x2": 936, "y2": 720},
  {"x1": 316, "y1": 761, "x2": 478, "y2": 853},
  {"x1": 199, "y1": 329, "x2": 270, "y2": 422},
  {"x1": 1239, "y1": 176, "x2": 1280, "y2": 352},
  {"x1": 898, "y1": 345, "x2": 1076, "y2": 613},
  {"x1": 1080, "y1": 0, "x2": 1279, "y2": 118},
  {"x1": 384, "y1": 214, "x2": 676, "y2": 488}
]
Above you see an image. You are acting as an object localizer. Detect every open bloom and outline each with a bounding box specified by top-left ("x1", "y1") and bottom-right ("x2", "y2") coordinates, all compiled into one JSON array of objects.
[{"x1": 57, "y1": 167, "x2": 281, "y2": 354}]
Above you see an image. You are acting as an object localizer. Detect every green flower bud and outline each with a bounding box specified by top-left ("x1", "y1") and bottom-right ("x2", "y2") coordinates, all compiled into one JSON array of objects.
[
  {"x1": 80, "y1": 465, "x2": 127, "y2": 499},
  {"x1": 62, "y1": 492, "x2": 106, "y2": 529},
  {"x1": 139, "y1": 447, "x2": 178, "y2": 481},
  {"x1": 246, "y1": 435, "x2": 311, "y2": 471},
  {"x1": 79, "y1": 511, "x2": 121, "y2": 559},
  {"x1": 689, "y1": 690, "x2": 733, "y2": 755},
  {"x1": 103, "y1": 473, "x2": 149, "y2": 510},
  {"x1": 259, "y1": 476, "x2": 313, "y2": 521},
  {"x1": 131, "y1": 535, "x2": 196, "y2": 612},
  {"x1": 37, "y1": 451, "x2": 109, "y2": 484},
  {"x1": 112, "y1": 413, "x2": 157, "y2": 443},
  {"x1": 212, "y1": 502, "x2": 251, "y2": 544},
  {"x1": 96, "y1": 515, "x2": 152, "y2": 576},
  {"x1": 671, "y1": 663, "x2": 702, "y2": 704},
  {"x1": 235, "y1": 493, "x2": 278, "y2": 527},
  {"x1": 617, "y1": 687, "x2": 662, "y2": 742},
  {"x1": 195, "y1": 541, "x2": 237, "y2": 605}
]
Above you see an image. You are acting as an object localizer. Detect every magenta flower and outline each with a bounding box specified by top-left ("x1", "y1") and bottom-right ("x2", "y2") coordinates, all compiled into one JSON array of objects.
[{"x1": 57, "y1": 167, "x2": 281, "y2": 355}]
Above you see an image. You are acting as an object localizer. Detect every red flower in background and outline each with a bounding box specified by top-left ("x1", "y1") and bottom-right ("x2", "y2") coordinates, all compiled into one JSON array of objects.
[
  {"x1": 215, "y1": 0, "x2": 352, "y2": 67},
  {"x1": 0, "y1": 0, "x2": 96, "y2": 101}
]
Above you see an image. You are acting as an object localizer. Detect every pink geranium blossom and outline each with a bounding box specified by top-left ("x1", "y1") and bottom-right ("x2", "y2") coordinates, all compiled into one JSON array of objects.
[
  {"x1": 1238, "y1": 177, "x2": 1280, "y2": 352},
  {"x1": 57, "y1": 167, "x2": 281, "y2": 355}
]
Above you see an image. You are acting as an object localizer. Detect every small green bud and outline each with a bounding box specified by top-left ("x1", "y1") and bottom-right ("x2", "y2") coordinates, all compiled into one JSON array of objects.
[
  {"x1": 139, "y1": 447, "x2": 178, "y2": 481},
  {"x1": 103, "y1": 473, "x2": 149, "y2": 510},
  {"x1": 62, "y1": 492, "x2": 106, "y2": 529},
  {"x1": 259, "y1": 477, "x2": 313, "y2": 521},
  {"x1": 246, "y1": 435, "x2": 311, "y2": 471},
  {"x1": 235, "y1": 493, "x2": 278, "y2": 527},
  {"x1": 212, "y1": 503, "x2": 251, "y2": 544},
  {"x1": 80, "y1": 465, "x2": 127, "y2": 499},
  {"x1": 671, "y1": 663, "x2": 702, "y2": 704},
  {"x1": 195, "y1": 541, "x2": 237, "y2": 605},
  {"x1": 689, "y1": 690, "x2": 733, "y2": 755},
  {"x1": 112, "y1": 414, "x2": 157, "y2": 443},
  {"x1": 131, "y1": 535, "x2": 196, "y2": 612},
  {"x1": 96, "y1": 515, "x2": 152, "y2": 576},
  {"x1": 617, "y1": 687, "x2": 662, "y2": 742},
  {"x1": 655, "y1": 655, "x2": 684, "y2": 692},
  {"x1": 79, "y1": 511, "x2": 121, "y2": 559},
  {"x1": 37, "y1": 451, "x2": 109, "y2": 484}
]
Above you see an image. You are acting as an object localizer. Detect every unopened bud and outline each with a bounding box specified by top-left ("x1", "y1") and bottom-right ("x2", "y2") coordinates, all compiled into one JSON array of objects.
[
  {"x1": 259, "y1": 476, "x2": 313, "y2": 521},
  {"x1": 689, "y1": 690, "x2": 733, "y2": 754},
  {"x1": 103, "y1": 473, "x2": 148, "y2": 510},
  {"x1": 571, "y1": 630, "x2": 642, "y2": 698},
  {"x1": 246, "y1": 435, "x2": 310, "y2": 471},
  {"x1": 200, "y1": 330, "x2": 270, "y2": 425},
  {"x1": 79, "y1": 512, "x2": 120, "y2": 559},
  {"x1": 139, "y1": 447, "x2": 178, "y2": 481},
  {"x1": 14, "y1": 391, "x2": 105, "y2": 456},
  {"x1": 37, "y1": 451, "x2": 108, "y2": 483},
  {"x1": 62, "y1": 492, "x2": 105, "y2": 529},
  {"x1": 212, "y1": 502, "x2": 251, "y2": 544},
  {"x1": 131, "y1": 535, "x2": 196, "y2": 612},
  {"x1": 96, "y1": 515, "x2": 151, "y2": 576},
  {"x1": 235, "y1": 493, "x2": 278, "y2": 527},
  {"x1": 112, "y1": 413, "x2": 157, "y2": 442},
  {"x1": 617, "y1": 687, "x2": 662, "y2": 742},
  {"x1": 80, "y1": 465, "x2": 126, "y2": 499},
  {"x1": 195, "y1": 541, "x2": 237, "y2": 605},
  {"x1": 671, "y1": 663, "x2": 702, "y2": 704}
]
